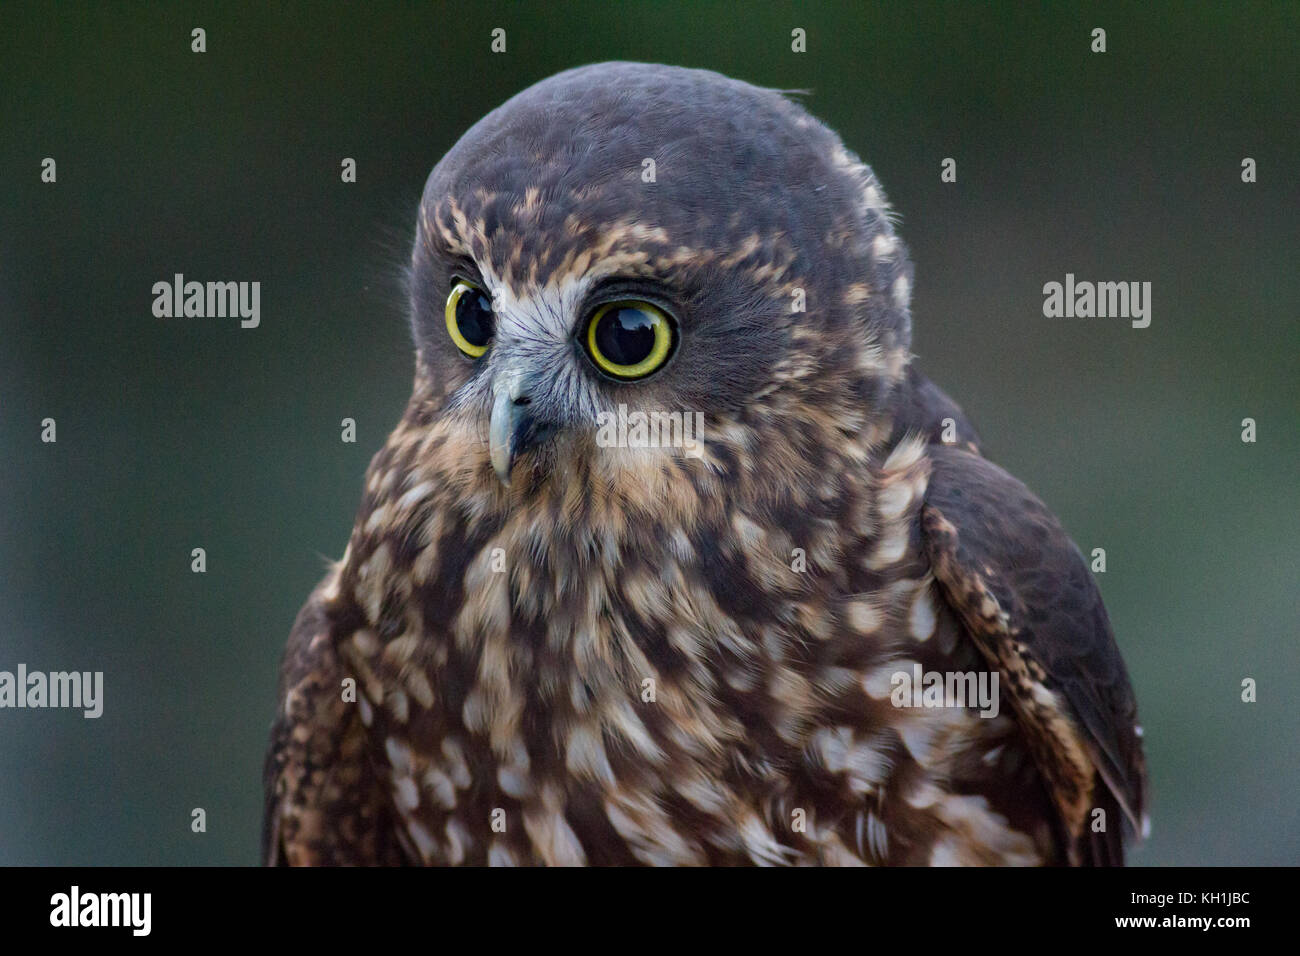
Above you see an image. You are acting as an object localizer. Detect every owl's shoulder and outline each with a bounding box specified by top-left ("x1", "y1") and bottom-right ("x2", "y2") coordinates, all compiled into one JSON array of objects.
[
  {"x1": 886, "y1": 365, "x2": 982, "y2": 453},
  {"x1": 263, "y1": 572, "x2": 408, "y2": 865},
  {"x1": 916, "y1": 442, "x2": 1148, "y2": 864}
]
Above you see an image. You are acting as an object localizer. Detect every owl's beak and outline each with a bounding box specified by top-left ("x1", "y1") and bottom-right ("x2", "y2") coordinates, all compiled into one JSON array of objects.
[
  {"x1": 489, "y1": 385, "x2": 555, "y2": 486},
  {"x1": 489, "y1": 389, "x2": 522, "y2": 484}
]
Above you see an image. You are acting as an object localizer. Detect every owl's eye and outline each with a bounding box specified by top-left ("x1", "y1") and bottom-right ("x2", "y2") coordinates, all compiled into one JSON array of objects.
[
  {"x1": 445, "y1": 280, "x2": 495, "y2": 358},
  {"x1": 583, "y1": 301, "x2": 675, "y2": 379}
]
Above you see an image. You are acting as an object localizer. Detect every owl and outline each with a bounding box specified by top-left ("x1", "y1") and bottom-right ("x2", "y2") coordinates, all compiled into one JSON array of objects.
[{"x1": 264, "y1": 62, "x2": 1147, "y2": 866}]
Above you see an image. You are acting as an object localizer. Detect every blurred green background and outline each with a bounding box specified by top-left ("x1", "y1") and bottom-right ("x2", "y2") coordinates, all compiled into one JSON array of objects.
[{"x1": 1, "y1": 1, "x2": 1296, "y2": 865}]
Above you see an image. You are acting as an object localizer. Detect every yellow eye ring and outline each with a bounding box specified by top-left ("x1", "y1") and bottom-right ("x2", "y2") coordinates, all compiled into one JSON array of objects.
[
  {"x1": 584, "y1": 300, "x2": 675, "y2": 379},
  {"x1": 445, "y1": 280, "x2": 494, "y2": 358}
]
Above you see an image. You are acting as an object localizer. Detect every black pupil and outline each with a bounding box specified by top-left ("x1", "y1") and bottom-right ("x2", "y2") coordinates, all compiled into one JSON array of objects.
[
  {"x1": 595, "y1": 307, "x2": 657, "y2": 366},
  {"x1": 455, "y1": 288, "x2": 494, "y2": 347}
]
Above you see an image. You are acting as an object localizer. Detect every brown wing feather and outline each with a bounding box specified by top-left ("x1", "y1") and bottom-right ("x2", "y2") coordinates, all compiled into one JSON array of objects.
[
  {"x1": 920, "y1": 444, "x2": 1147, "y2": 865},
  {"x1": 262, "y1": 575, "x2": 408, "y2": 865}
]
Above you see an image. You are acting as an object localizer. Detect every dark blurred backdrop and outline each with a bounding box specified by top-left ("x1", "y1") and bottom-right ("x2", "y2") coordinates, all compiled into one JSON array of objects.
[{"x1": 2, "y1": 1, "x2": 1296, "y2": 865}]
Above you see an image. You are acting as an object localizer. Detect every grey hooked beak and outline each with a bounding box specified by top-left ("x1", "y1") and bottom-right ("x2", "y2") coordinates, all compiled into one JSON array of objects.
[
  {"x1": 489, "y1": 389, "x2": 523, "y2": 485},
  {"x1": 489, "y1": 383, "x2": 557, "y2": 486}
]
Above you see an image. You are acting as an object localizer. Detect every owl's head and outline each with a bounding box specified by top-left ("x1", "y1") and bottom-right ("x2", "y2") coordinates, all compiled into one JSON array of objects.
[{"x1": 408, "y1": 62, "x2": 913, "y2": 501}]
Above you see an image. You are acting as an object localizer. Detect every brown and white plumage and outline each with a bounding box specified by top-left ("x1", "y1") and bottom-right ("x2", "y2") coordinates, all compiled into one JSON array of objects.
[{"x1": 264, "y1": 62, "x2": 1146, "y2": 866}]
